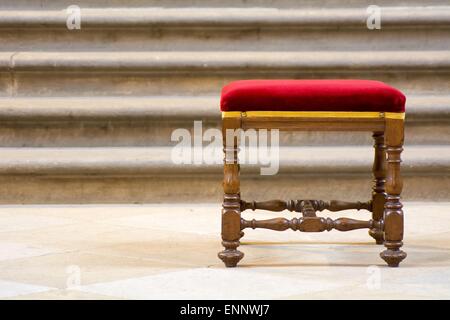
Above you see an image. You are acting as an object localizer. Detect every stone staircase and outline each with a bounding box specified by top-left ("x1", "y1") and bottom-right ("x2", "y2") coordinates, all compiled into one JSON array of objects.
[{"x1": 0, "y1": 0, "x2": 449, "y2": 203}]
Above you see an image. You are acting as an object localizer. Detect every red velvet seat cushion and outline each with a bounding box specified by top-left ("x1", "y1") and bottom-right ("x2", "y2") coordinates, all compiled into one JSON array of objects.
[{"x1": 220, "y1": 80, "x2": 406, "y2": 113}]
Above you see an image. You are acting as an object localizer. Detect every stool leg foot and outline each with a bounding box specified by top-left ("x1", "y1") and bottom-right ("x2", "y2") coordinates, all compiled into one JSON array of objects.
[
  {"x1": 370, "y1": 132, "x2": 386, "y2": 245},
  {"x1": 380, "y1": 247, "x2": 407, "y2": 268},
  {"x1": 380, "y1": 119, "x2": 406, "y2": 267},
  {"x1": 219, "y1": 241, "x2": 244, "y2": 268}
]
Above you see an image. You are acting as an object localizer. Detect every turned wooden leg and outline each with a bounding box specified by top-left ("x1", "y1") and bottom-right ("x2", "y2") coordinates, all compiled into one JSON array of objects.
[
  {"x1": 218, "y1": 116, "x2": 244, "y2": 267},
  {"x1": 369, "y1": 132, "x2": 386, "y2": 245},
  {"x1": 380, "y1": 119, "x2": 407, "y2": 267}
]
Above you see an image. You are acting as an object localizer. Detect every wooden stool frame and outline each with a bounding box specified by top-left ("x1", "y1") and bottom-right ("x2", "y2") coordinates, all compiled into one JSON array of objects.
[{"x1": 219, "y1": 111, "x2": 407, "y2": 268}]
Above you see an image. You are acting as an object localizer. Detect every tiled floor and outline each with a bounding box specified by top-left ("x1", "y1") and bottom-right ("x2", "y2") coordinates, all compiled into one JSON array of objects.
[{"x1": 0, "y1": 202, "x2": 449, "y2": 299}]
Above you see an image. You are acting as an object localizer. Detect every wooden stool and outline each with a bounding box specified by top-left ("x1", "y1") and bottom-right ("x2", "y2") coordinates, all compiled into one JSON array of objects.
[{"x1": 218, "y1": 80, "x2": 407, "y2": 268}]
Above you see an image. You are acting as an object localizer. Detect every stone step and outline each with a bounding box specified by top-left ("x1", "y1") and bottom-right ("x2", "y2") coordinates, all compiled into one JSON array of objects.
[
  {"x1": 2, "y1": 51, "x2": 449, "y2": 73},
  {"x1": 0, "y1": 145, "x2": 448, "y2": 203},
  {"x1": 0, "y1": 95, "x2": 447, "y2": 147},
  {"x1": 0, "y1": 145, "x2": 447, "y2": 176},
  {"x1": 1, "y1": 51, "x2": 449, "y2": 97},
  {"x1": 5, "y1": 27, "x2": 448, "y2": 52},
  {"x1": 0, "y1": 96, "x2": 218, "y2": 121},
  {"x1": 2, "y1": 0, "x2": 448, "y2": 9},
  {"x1": 1, "y1": 6, "x2": 449, "y2": 29},
  {"x1": 0, "y1": 95, "x2": 447, "y2": 121},
  {"x1": 3, "y1": 73, "x2": 448, "y2": 97},
  {"x1": 2, "y1": 8, "x2": 448, "y2": 52}
]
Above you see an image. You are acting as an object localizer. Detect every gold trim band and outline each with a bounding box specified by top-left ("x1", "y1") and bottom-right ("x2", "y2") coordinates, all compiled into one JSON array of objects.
[{"x1": 222, "y1": 111, "x2": 405, "y2": 120}]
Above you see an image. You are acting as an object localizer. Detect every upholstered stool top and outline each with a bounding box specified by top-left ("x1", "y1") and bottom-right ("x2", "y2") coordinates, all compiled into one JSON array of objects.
[{"x1": 220, "y1": 80, "x2": 405, "y2": 113}]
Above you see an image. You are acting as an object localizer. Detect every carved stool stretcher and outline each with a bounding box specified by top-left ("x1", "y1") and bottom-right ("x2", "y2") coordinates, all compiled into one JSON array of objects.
[{"x1": 218, "y1": 80, "x2": 407, "y2": 268}]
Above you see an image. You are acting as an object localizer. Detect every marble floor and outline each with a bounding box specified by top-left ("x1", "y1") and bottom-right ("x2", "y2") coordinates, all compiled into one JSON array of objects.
[{"x1": 0, "y1": 202, "x2": 449, "y2": 300}]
